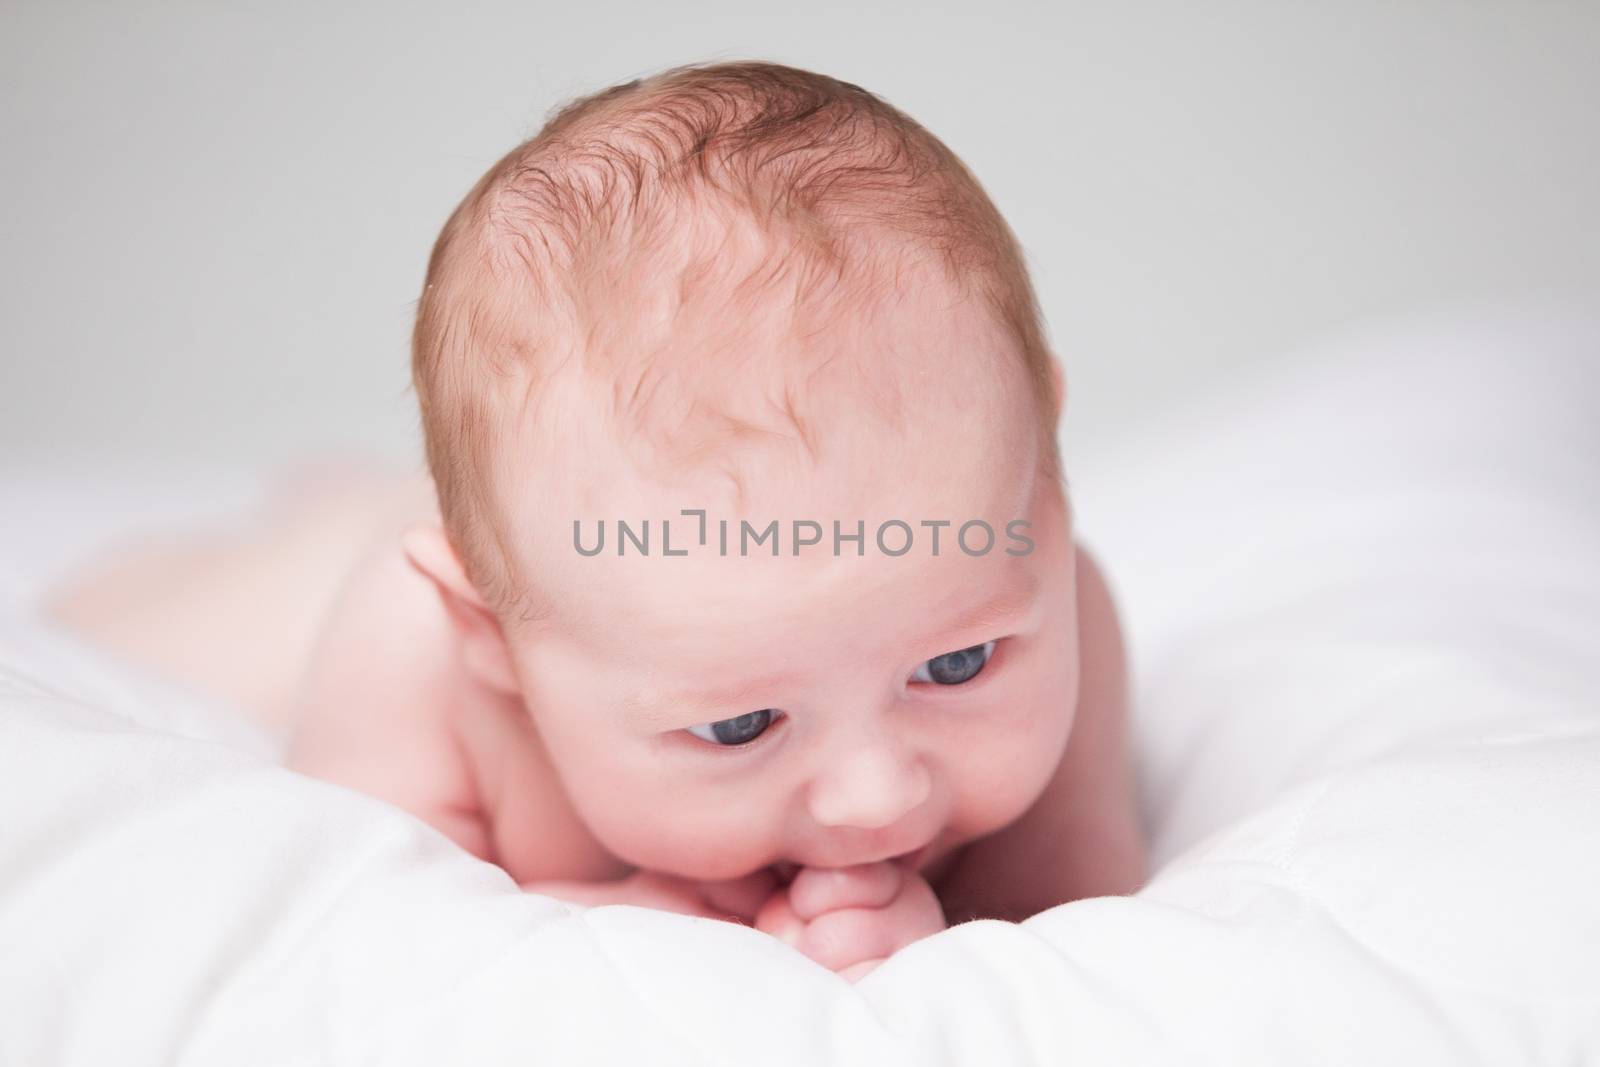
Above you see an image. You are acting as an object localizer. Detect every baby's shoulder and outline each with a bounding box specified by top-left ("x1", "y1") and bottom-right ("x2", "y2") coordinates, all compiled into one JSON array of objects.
[
  {"x1": 1073, "y1": 542, "x2": 1123, "y2": 641},
  {"x1": 288, "y1": 477, "x2": 473, "y2": 734},
  {"x1": 1072, "y1": 540, "x2": 1129, "y2": 719},
  {"x1": 288, "y1": 469, "x2": 627, "y2": 882}
]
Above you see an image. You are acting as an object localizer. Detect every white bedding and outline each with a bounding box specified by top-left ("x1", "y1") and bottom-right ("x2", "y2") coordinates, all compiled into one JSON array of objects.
[{"x1": 2, "y1": 306, "x2": 1598, "y2": 1065}]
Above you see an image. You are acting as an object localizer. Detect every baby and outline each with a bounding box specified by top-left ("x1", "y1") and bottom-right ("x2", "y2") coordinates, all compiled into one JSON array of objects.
[{"x1": 42, "y1": 59, "x2": 1146, "y2": 981}]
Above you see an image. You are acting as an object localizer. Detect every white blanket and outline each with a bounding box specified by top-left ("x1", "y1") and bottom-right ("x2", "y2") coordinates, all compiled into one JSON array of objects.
[{"x1": 3, "y1": 306, "x2": 1598, "y2": 1065}]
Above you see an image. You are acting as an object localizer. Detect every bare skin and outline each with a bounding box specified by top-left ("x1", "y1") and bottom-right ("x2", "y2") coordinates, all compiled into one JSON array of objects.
[
  {"x1": 41, "y1": 269, "x2": 1146, "y2": 981},
  {"x1": 39, "y1": 456, "x2": 1145, "y2": 980}
]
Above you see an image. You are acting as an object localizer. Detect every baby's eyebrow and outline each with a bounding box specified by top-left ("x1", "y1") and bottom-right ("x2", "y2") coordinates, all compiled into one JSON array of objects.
[
  {"x1": 932, "y1": 571, "x2": 1042, "y2": 643},
  {"x1": 622, "y1": 671, "x2": 792, "y2": 728},
  {"x1": 621, "y1": 571, "x2": 1041, "y2": 727}
]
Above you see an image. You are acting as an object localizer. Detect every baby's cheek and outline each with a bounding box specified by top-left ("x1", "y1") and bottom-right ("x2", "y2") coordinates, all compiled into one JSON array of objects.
[
  {"x1": 580, "y1": 781, "x2": 778, "y2": 880},
  {"x1": 961, "y1": 761, "x2": 1046, "y2": 832},
  {"x1": 953, "y1": 701, "x2": 1075, "y2": 835}
]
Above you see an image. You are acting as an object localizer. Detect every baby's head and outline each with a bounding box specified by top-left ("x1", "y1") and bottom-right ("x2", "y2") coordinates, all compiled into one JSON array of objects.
[{"x1": 408, "y1": 60, "x2": 1082, "y2": 881}]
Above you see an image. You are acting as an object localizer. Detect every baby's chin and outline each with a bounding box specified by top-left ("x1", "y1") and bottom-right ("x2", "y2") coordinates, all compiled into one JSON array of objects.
[{"x1": 617, "y1": 846, "x2": 777, "y2": 885}]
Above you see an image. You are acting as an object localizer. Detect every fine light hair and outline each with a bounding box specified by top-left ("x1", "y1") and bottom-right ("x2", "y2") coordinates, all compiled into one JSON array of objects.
[{"x1": 411, "y1": 59, "x2": 1063, "y2": 623}]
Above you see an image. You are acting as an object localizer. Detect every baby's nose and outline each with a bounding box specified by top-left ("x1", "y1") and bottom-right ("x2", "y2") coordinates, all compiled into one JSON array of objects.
[{"x1": 805, "y1": 742, "x2": 932, "y2": 829}]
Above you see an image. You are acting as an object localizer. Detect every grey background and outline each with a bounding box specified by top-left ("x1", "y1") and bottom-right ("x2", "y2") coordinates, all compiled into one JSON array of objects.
[{"x1": 2, "y1": 1, "x2": 1596, "y2": 481}]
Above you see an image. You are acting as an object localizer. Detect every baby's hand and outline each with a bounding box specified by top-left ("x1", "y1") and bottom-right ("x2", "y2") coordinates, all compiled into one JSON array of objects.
[
  {"x1": 754, "y1": 861, "x2": 946, "y2": 981},
  {"x1": 524, "y1": 867, "x2": 779, "y2": 925}
]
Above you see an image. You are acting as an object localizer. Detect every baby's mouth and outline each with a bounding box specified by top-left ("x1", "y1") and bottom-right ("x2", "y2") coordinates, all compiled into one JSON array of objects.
[{"x1": 771, "y1": 845, "x2": 929, "y2": 884}]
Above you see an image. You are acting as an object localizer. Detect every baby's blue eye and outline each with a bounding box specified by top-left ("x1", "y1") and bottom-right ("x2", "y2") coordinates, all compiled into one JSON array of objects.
[
  {"x1": 687, "y1": 708, "x2": 779, "y2": 746},
  {"x1": 911, "y1": 640, "x2": 997, "y2": 685}
]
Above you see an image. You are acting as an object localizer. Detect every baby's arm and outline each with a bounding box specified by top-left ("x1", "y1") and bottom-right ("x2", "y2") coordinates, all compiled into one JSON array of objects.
[
  {"x1": 933, "y1": 542, "x2": 1147, "y2": 923},
  {"x1": 523, "y1": 867, "x2": 781, "y2": 925},
  {"x1": 522, "y1": 861, "x2": 944, "y2": 981},
  {"x1": 284, "y1": 529, "x2": 495, "y2": 860}
]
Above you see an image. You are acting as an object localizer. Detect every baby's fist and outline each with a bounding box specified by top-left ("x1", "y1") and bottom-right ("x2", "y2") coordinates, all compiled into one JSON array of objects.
[{"x1": 755, "y1": 861, "x2": 946, "y2": 981}]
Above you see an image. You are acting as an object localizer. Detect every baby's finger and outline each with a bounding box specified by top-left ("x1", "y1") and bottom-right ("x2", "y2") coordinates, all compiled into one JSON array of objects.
[
  {"x1": 839, "y1": 958, "x2": 885, "y2": 983},
  {"x1": 796, "y1": 906, "x2": 904, "y2": 972},
  {"x1": 799, "y1": 875, "x2": 945, "y2": 972},
  {"x1": 880, "y1": 868, "x2": 946, "y2": 939},
  {"x1": 753, "y1": 888, "x2": 805, "y2": 948},
  {"x1": 787, "y1": 862, "x2": 902, "y2": 921}
]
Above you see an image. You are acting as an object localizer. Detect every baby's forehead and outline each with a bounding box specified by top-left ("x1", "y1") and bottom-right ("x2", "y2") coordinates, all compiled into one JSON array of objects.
[
  {"x1": 513, "y1": 264, "x2": 1035, "y2": 490},
  {"x1": 501, "y1": 391, "x2": 1042, "y2": 650},
  {"x1": 527, "y1": 510, "x2": 1040, "y2": 681},
  {"x1": 508, "y1": 344, "x2": 1037, "y2": 560},
  {"x1": 484, "y1": 227, "x2": 1045, "y2": 616}
]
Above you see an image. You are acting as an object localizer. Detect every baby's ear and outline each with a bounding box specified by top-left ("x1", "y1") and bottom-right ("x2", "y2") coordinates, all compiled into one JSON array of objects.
[{"x1": 399, "y1": 521, "x2": 521, "y2": 696}]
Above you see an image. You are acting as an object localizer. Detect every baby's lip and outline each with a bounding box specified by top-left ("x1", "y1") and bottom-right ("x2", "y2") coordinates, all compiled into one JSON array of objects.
[
  {"x1": 772, "y1": 844, "x2": 930, "y2": 883},
  {"x1": 892, "y1": 845, "x2": 930, "y2": 871}
]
